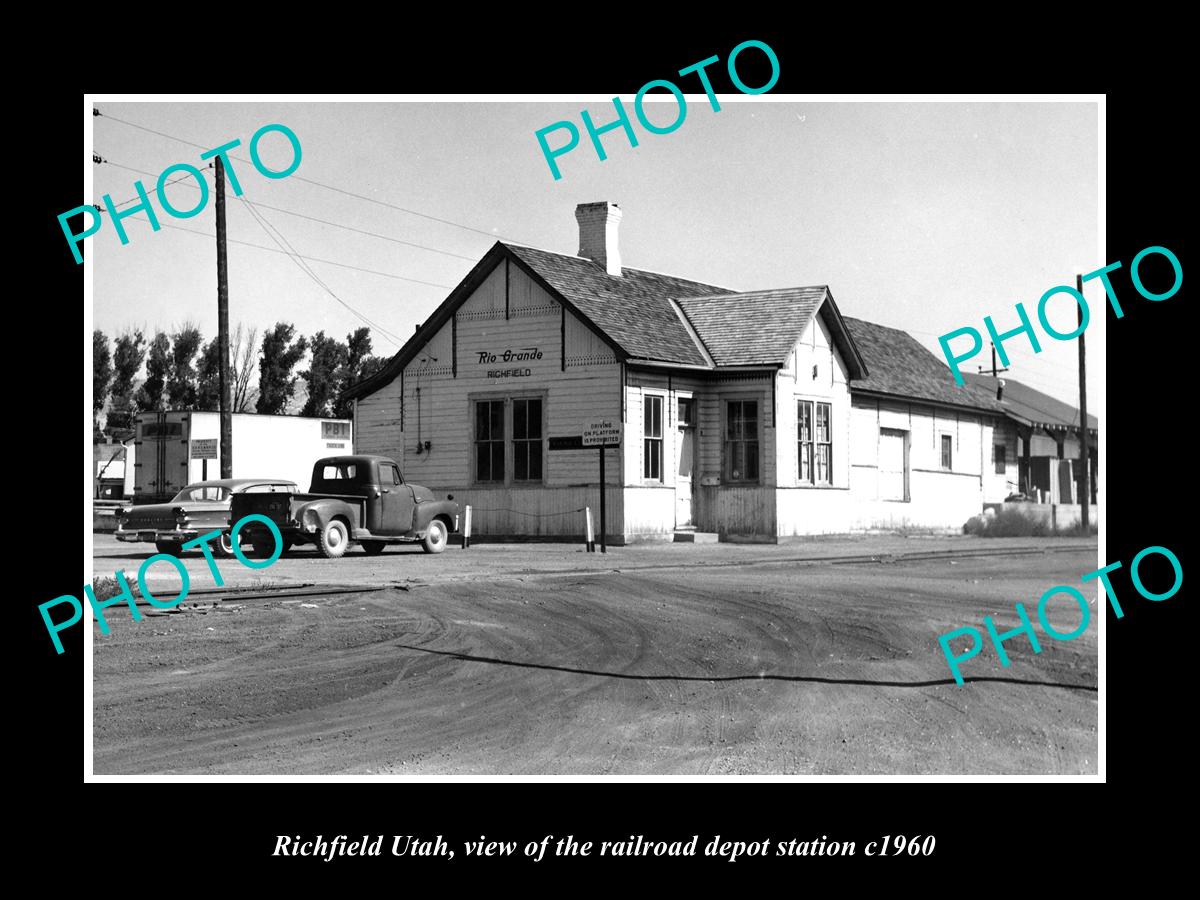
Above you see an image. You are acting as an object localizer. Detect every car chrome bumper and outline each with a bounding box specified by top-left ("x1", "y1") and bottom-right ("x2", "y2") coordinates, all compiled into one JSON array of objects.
[{"x1": 114, "y1": 529, "x2": 200, "y2": 543}]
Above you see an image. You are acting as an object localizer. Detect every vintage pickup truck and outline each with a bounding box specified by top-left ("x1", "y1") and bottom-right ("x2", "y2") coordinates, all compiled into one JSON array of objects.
[{"x1": 229, "y1": 455, "x2": 460, "y2": 559}]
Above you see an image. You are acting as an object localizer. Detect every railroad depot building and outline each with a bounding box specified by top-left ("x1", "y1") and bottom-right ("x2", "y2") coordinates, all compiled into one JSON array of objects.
[{"x1": 346, "y1": 202, "x2": 1031, "y2": 542}]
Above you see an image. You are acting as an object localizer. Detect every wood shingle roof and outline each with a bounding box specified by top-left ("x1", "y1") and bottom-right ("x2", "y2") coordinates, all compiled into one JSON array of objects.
[
  {"x1": 963, "y1": 373, "x2": 1098, "y2": 432},
  {"x1": 345, "y1": 240, "x2": 1006, "y2": 417},
  {"x1": 676, "y1": 287, "x2": 829, "y2": 366},
  {"x1": 843, "y1": 317, "x2": 1006, "y2": 414},
  {"x1": 504, "y1": 243, "x2": 734, "y2": 366}
]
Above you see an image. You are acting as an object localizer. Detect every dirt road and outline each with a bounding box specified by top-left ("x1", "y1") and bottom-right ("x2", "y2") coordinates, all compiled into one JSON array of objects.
[{"x1": 92, "y1": 540, "x2": 1098, "y2": 775}]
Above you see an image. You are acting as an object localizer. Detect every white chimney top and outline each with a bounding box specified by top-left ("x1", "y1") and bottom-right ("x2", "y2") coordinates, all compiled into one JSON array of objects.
[{"x1": 575, "y1": 201, "x2": 623, "y2": 276}]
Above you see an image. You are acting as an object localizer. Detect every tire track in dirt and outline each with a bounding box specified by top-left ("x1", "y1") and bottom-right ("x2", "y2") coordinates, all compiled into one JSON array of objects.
[{"x1": 94, "y1": 551, "x2": 1099, "y2": 775}]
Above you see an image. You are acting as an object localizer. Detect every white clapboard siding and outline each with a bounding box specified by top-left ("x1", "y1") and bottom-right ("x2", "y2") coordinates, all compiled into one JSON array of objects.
[
  {"x1": 354, "y1": 258, "x2": 622, "y2": 537},
  {"x1": 355, "y1": 375, "x2": 404, "y2": 462},
  {"x1": 776, "y1": 315, "x2": 852, "y2": 490}
]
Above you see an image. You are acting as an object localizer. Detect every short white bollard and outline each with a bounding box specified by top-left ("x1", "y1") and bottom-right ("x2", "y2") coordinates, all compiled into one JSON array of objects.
[
  {"x1": 463, "y1": 504, "x2": 472, "y2": 550},
  {"x1": 585, "y1": 506, "x2": 595, "y2": 553}
]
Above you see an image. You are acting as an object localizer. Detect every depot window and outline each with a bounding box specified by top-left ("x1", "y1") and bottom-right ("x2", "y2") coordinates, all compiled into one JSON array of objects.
[
  {"x1": 512, "y1": 397, "x2": 543, "y2": 482},
  {"x1": 474, "y1": 400, "x2": 505, "y2": 483},
  {"x1": 994, "y1": 444, "x2": 1006, "y2": 474},
  {"x1": 798, "y1": 400, "x2": 832, "y2": 485},
  {"x1": 941, "y1": 434, "x2": 953, "y2": 470},
  {"x1": 644, "y1": 394, "x2": 664, "y2": 482},
  {"x1": 472, "y1": 396, "x2": 546, "y2": 486},
  {"x1": 725, "y1": 400, "x2": 759, "y2": 483}
]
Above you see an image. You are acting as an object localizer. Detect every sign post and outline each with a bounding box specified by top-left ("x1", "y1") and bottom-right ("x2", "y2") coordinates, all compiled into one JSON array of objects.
[
  {"x1": 190, "y1": 439, "x2": 219, "y2": 482},
  {"x1": 582, "y1": 419, "x2": 621, "y2": 554}
]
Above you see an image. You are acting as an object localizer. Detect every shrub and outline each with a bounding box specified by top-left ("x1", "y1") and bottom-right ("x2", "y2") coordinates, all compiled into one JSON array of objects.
[
  {"x1": 963, "y1": 515, "x2": 988, "y2": 536},
  {"x1": 985, "y1": 508, "x2": 1050, "y2": 537},
  {"x1": 1054, "y1": 518, "x2": 1099, "y2": 537},
  {"x1": 90, "y1": 575, "x2": 140, "y2": 601},
  {"x1": 964, "y1": 507, "x2": 1098, "y2": 537}
]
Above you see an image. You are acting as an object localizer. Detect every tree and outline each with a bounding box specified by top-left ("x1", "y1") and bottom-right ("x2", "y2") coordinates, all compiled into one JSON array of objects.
[
  {"x1": 333, "y1": 327, "x2": 388, "y2": 419},
  {"x1": 166, "y1": 323, "x2": 202, "y2": 409},
  {"x1": 196, "y1": 324, "x2": 259, "y2": 413},
  {"x1": 358, "y1": 355, "x2": 386, "y2": 382},
  {"x1": 135, "y1": 331, "x2": 171, "y2": 411},
  {"x1": 300, "y1": 331, "x2": 349, "y2": 417},
  {"x1": 232, "y1": 324, "x2": 259, "y2": 412},
  {"x1": 345, "y1": 326, "x2": 373, "y2": 376},
  {"x1": 256, "y1": 322, "x2": 308, "y2": 415},
  {"x1": 196, "y1": 337, "x2": 221, "y2": 411},
  {"x1": 93, "y1": 331, "x2": 112, "y2": 417},
  {"x1": 108, "y1": 329, "x2": 145, "y2": 431}
]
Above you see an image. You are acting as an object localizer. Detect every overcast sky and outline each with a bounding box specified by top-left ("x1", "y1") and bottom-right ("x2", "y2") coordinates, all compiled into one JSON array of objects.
[{"x1": 90, "y1": 99, "x2": 1099, "y2": 407}]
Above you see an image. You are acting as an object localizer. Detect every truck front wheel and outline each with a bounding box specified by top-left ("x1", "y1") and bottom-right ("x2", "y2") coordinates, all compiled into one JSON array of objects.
[
  {"x1": 318, "y1": 519, "x2": 350, "y2": 559},
  {"x1": 421, "y1": 519, "x2": 448, "y2": 554}
]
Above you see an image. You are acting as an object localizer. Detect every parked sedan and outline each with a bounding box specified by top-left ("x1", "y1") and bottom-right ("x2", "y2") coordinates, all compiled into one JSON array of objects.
[{"x1": 114, "y1": 478, "x2": 297, "y2": 557}]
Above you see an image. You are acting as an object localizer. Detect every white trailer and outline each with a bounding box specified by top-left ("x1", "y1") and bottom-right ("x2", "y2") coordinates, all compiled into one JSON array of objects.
[{"x1": 131, "y1": 411, "x2": 353, "y2": 503}]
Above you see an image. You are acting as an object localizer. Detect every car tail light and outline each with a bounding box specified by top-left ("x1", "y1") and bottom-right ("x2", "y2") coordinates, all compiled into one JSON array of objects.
[{"x1": 173, "y1": 506, "x2": 188, "y2": 525}]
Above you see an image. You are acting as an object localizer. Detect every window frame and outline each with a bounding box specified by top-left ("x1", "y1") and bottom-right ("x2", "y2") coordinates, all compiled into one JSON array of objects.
[
  {"x1": 994, "y1": 444, "x2": 1006, "y2": 475},
  {"x1": 796, "y1": 398, "x2": 833, "y2": 486},
  {"x1": 814, "y1": 401, "x2": 832, "y2": 485},
  {"x1": 469, "y1": 392, "x2": 548, "y2": 487},
  {"x1": 643, "y1": 392, "x2": 665, "y2": 483},
  {"x1": 940, "y1": 433, "x2": 954, "y2": 471},
  {"x1": 472, "y1": 398, "x2": 507, "y2": 485},
  {"x1": 511, "y1": 396, "x2": 545, "y2": 484},
  {"x1": 676, "y1": 397, "x2": 695, "y2": 427},
  {"x1": 723, "y1": 397, "x2": 761, "y2": 484},
  {"x1": 797, "y1": 399, "x2": 813, "y2": 483}
]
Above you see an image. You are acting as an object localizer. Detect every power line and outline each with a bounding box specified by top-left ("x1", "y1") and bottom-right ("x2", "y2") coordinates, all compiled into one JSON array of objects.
[
  {"x1": 237, "y1": 196, "x2": 406, "y2": 347},
  {"x1": 97, "y1": 156, "x2": 480, "y2": 262},
  {"x1": 96, "y1": 109, "x2": 510, "y2": 240},
  {"x1": 115, "y1": 212, "x2": 456, "y2": 289},
  {"x1": 97, "y1": 159, "x2": 213, "y2": 211}
]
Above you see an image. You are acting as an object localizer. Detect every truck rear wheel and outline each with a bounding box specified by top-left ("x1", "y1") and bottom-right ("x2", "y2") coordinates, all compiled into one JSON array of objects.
[
  {"x1": 318, "y1": 519, "x2": 350, "y2": 559},
  {"x1": 421, "y1": 519, "x2": 448, "y2": 554},
  {"x1": 250, "y1": 536, "x2": 281, "y2": 559},
  {"x1": 154, "y1": 540, "x2": 182, "y2": 557}
]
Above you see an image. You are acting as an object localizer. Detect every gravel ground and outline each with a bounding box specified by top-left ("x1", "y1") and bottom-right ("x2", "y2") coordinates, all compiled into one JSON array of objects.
[{"x1": 91, "y1": 537, "x2": 1098, "y2": 775}]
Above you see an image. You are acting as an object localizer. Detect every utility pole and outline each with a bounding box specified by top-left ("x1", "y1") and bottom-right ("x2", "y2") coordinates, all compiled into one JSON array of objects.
[
  {"x1": 1076, "y1": 273, "x2": 1089, "y2": 529},
  {"x1": 215, "y1": 158, "x2": 233, "y2": 479},
  {"x1": 979, "y1": 342, "x2": 1009, "y2": 378}
]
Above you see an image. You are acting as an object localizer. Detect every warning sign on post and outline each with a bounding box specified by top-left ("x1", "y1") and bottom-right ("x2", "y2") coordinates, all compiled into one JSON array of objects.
[
  {"x1": 190, "y1": 439, "x2": 218, "y2": 459},
  {"x1": 582, "y1": 419, "x2": 621, "y2": 447}
]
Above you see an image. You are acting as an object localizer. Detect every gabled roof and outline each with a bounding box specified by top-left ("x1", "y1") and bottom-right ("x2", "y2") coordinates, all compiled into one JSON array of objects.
[
  {"x1": 345, "y1": 241, "x2": 745, "y2": 399},
  {"x1": 963, "y1": 373, "x2": 1098, "y2": 433},
  {"x1": 843, "y1": 317, "x2": 1005, "y2": 414},
  {"x1": 676, "y1": 287, "x2": 867, "y2": 377},
  {"x1": 345, "y1": 239, "x2": 995, "y2": 418},
  {"x1": 504, "y1": 243, "x2": 734, "y2": 366}
]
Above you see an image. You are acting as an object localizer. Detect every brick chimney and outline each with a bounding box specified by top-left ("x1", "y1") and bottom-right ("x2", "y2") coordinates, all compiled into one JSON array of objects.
[{"x1": 575, "y1": 201, "x2": 623, "y2": 276}]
